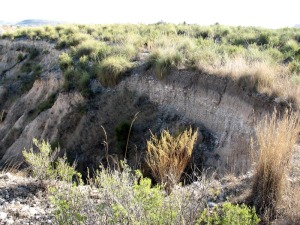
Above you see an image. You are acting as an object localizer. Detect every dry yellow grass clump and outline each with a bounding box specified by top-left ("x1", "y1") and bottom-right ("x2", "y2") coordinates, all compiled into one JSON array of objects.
[
  {"x1": 146, "y1": 128, "x2": 198, "y2": 191},
  {"x1": 252, "y1": 110, "x2": 300, "y2": 220}
]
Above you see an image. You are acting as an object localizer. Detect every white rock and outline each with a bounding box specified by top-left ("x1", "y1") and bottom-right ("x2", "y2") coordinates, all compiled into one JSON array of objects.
[
  {"x1": 6, "y1": 218, "x2": 14, "y2": 224},
  {"x1": 0, "y1": 211, "x2": 7, "y2": 220},
  {"x1": 30, "y1": 208, "x2": 38, "y2": 215},
  {"x1": 207, "y1": 201, "x2": 217, "y2": 208}
]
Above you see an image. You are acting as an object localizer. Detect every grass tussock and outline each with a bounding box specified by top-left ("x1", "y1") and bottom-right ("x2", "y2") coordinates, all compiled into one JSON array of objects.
[
  {"x1": 149, "y1": 47, "x2": 183, "y2": 79},
  {"x1": 252, "y1": 110, "x2": 300, "y2": 219},
  {"x1": 146, "y1": 128, "x2": 198, "y2": 191},
  {"x1": 95, "y1": 56, "x2": 133, "y2": 86},
  {"x1": 72, "y1": 39, "x2": 102, "y2": 59},
  {"x1": 58, "y1": 52, "x2": 73, "y2": 70}
]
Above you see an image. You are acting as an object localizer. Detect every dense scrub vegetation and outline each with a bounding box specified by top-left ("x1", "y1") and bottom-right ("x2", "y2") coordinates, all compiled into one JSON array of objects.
[
  {"x1": 23, "y1": 131, "x2": 260, "y2": 225},
  {"x1": 2, "y1": 23, "x2": 300, "y2": 105}
]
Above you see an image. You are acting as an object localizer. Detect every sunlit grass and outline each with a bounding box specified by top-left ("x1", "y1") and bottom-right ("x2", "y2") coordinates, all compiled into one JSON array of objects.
[{"x1": 94, "y1": 56, "x2": 133, "y2": 86}]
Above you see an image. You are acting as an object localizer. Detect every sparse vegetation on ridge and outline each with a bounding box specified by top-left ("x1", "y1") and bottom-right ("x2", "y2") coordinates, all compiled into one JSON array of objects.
[{"x1": 3, "y1": 23, "x2": 300, "y2": 104}]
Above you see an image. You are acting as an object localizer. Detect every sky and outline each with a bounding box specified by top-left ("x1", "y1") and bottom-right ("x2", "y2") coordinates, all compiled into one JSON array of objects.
[{"x1": 1, "y1": 0, "x2": 300, "y2": 28}]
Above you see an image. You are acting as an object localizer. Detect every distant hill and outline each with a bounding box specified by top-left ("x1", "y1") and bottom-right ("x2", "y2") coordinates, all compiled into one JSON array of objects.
[
  {"x1": 295, "y1": 24, "x2": 300, "y2": 28},
  {"x1": 15, "y1": 19, "x2": 62, "y2": 27},
  {"x1": 0, "y1": 21, "x2": 15, "y2": 25}
]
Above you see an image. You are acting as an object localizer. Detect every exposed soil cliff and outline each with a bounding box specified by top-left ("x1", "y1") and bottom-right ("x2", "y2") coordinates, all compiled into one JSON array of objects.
[{"x1": 0, "y1": 39, "x2": 288, "y2": 175}]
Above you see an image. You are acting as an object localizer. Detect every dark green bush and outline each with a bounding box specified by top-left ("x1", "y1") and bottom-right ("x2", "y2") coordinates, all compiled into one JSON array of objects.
[
  {"x1": 257, "y1": 33, "x2": 270, "y2": 45},
  {"x1": 58, "y1": 52, "x2": 73, "y2": 71},
  {"x1": 115, "y1": 121, "x2": 131, "y2": 152},
  {"x1": 28, "y1": 48, "x2": 40, "y2": 60},
  {"x1": 17, "y1": 53, "x2": 26, "y2": 62},
  {"x1": 37, "y1": 93, "x2": 57, "y2": 114},
  {"x1": 63, "y1": 68, "x2": 91, "y2": 97}
]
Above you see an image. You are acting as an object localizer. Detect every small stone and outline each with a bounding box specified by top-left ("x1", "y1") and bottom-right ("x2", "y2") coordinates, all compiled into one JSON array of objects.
[
  {"x1": 0, "y1": 174, "x2": 9, "y2": 180},
  {"x1": 14, "y1": 201, "x2": 20, "y2": 206},
  {"x1": 29, "y1": 207, "x2": 38, "y2": 216},
  {"x1": 218, "y1": 194, "x2": 225, "y2": 201},
  {"x1": 4, "y1": 190, "x2": 9, "y2": 199},
  {"x1": 208, "y1": 201, "x2": 217, "y2": 208},
  {"x1": 0, "y1": 211, "x2": 7, "y2": 220},
  {"x1": 6, "y1": 218, "x2": 14, "y2": 224},
  {"x1": 0, "y1": 197, "x2": 5, "y2": 205}
]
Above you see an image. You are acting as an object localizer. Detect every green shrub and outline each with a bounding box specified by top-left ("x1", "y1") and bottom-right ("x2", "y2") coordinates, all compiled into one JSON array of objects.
[
  {"x1": 197, "y1": 202, "x2": 260, "y2": 225},
  {"x1": 73, "y1": 39, "x2": 102, "y2": 59},
  {"x1": 49, "y1": 180, "x2": 87, "y2": 225},
  {"x1": 95, "y1": 56, "x2": 133, "y2": 86},
  {"x1": 21, "y1": 62, "x2": 34, "y2": 73},
  {"x1": 2, "y1": 31, "x2": 14, "y2": 40},
  {"x1": 112, "y1": 44, "x2": 138, "y2": 60},
  {"x1": 28, "y1": 47, "x2": 40, "y2": 60},
  {"x1": 57, "y1": 33, "x2": 91, "y2": 49},
  {"x1": 188, "y1": 46, "x2": 223, "y2": 70},
  {"x1": 17, "y1": 53, "x2": 26, "y2": 62},
  {"x1": 67, "y1": 33, "x2": 91, "y2": 47},
  {"x1": 22, "y1": 139, "x2": 58, "y2": 179},
  {"x1": 289, "y1": 60, "x2": 300, "y2": 74},
  {"x1": 91, "y1": 164, "x2": 191, "y2": 224},
  {"x1": 62, "y1": 68, "x2": 91, "y2": 97},
  {"x1": 62, "y1": 68, "x2": 76, "y2": 91},
  {"x1": 257, "y1": 32, "x2": 271, "y2": 46},
  {"x1": 55, "y1": 154, "x2": 82, "y2": 183},
  {"x1": 281, "y1": 40, "x2": 299, "y2": 53},
  {"x1": 58, "y1": 52, "x2": 73, "y2": 71},
  {"x1": 95, "y1": 43, "x2": 112, "y2": 61},
  {"x1": 23, "y1": 136, "x2": 209, "y2": 225},
  {"x1": 77, "y1": 71, "x2": 91, "y2": 97},
  {"x1": 23, "y1": 139, "x2": 80, "y2": 182},
  {"x1": 78, "y1": 55, "x2": 89, "y2": 70},
  {"x1": 21, "y1": 62, "x2": 41, "y2": 75}
]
